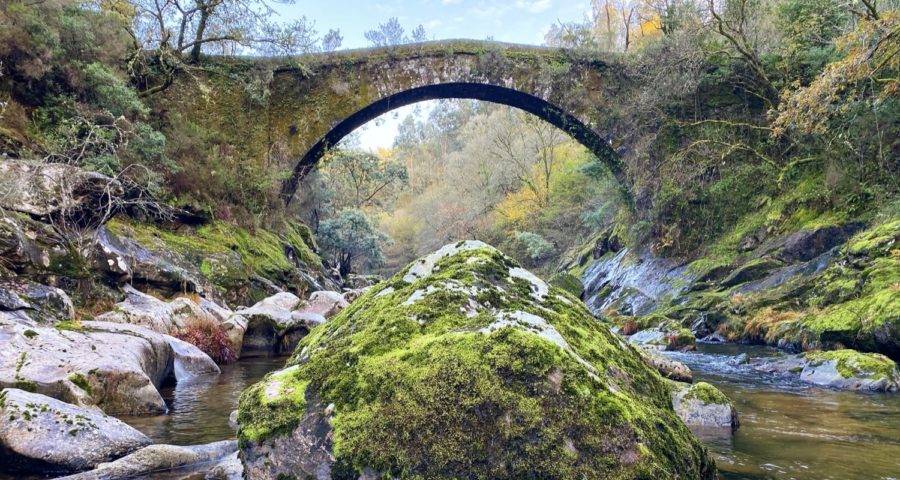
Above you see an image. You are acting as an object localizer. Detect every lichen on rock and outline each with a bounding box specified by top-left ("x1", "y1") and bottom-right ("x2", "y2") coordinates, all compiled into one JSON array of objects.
[{"x1": 237, "y1": 241, "x2": 716, "y2": 479}]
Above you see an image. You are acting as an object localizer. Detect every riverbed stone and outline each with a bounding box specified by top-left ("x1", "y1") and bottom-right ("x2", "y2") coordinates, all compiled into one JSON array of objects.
[
  {"x1": 749, "y1": 349, "x2": 900, "y2": 392},
  {"x1": 237, "y1": 241, "x2": 716, "y2": 479},
  {"x1": 236, "y1": 292, "x2": 306, "y2": 356},
  {"x1": 0, "y1": 320, "x2": 172, "y2": 413},
  {"x1": 302, "y1": 290, "x2": 349, "y2": 318},
  {"x1": 639, "y1": 347, "x2": 693, "y2": 382},
  {"x1": 94, "y1": 285, "x2": 178, "y2": 333},
  {"x1": 0, "y1": 388, "x2": 151, "y2": 474},
  {"x1": 169, "y1": 336, "x2": 221, "y2": 379},
  {"x1": 57, "y1": 440, "x2": 238, "y2": 480},
  {"x1": 671, "y1": 382, "x2": 739, "y2": 431}
]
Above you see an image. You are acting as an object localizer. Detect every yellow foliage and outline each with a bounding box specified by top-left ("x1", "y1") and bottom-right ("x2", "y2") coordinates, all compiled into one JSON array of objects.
[{"x1": 495, "y1": 188, "x2": 541, "y2": 226}]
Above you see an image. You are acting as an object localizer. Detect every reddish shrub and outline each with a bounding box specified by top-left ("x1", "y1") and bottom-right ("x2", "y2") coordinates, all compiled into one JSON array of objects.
[
  {"x1": 620, "y1": 319, "x2": 640, "y2": 336},
  {"x1": 176, "y1": 317, "x2": 237, "y2": 364}
]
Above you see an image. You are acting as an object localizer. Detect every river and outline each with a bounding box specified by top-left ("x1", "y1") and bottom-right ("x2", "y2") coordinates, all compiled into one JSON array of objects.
[
  {"x1": 115, "y1": 347, "x2": 900, "y2": 479},
  {"x1": 120, "y1": 356, "x2": 288, "y2": 445},
  {"x1": 667, "y1": 343, "x2": 900, "y2": 480}
]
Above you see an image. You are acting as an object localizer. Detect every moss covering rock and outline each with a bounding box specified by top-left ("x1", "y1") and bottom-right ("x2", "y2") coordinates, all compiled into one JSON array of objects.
[
  {"x1": 748, "y1": 349, "x2": 900, "y2": 392},
  {"x1": 671, "y1": 382, "x2": 739, "y2": 431},
  {"x1": 237, "y1": 241, "x2": 715, "y2": 479},
  {"x1": 102, "y1": 218, "x2": 328, "y2": 306}
]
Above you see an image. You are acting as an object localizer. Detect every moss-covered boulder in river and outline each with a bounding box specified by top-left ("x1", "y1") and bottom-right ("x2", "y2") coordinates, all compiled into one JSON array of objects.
[{"x1": 236, "y1": 241, "x2": 716, "y2": 479}]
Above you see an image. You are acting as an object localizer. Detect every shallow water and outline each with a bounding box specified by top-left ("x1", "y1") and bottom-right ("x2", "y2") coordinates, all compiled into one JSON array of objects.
[
  {"x1": 5, "y1": 347, "x2": 899, "y2": 479},
  {"x1": 667, "y1": 344, "x2": 900, "y2": 480},
  {"x1": 120, "y1": 355, "x2": 288, "y2": 445}
]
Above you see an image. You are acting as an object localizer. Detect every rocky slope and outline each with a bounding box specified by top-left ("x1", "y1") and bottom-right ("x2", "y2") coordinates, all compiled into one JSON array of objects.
[
  {"x1": 571, "y1": 217, "x2": 900, "y2": 391},
  {"x1": 236, "y1": 241, "x2": 717, "y2": 479}
]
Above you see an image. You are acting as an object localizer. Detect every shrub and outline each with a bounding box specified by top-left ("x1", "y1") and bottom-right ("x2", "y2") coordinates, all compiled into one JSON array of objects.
[{"x1": 175, "y1": 316, "x2": 237, "y2": 364}]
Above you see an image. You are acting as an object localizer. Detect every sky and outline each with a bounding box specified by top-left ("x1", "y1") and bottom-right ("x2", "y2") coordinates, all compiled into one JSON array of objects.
[{"x1": 273, "y1": 0, "x2": 592, "y2": 151}]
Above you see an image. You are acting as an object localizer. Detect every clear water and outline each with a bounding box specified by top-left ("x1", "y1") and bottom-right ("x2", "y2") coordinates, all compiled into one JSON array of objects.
[
  {"x1": 667, "y1": 344, "x2": 900, "y2": 480},
  {"x1": 5, "y1": 348, "x2": 899, "y2": 479},
  {"x1": 120, "y1": 355, "x2": 289, "y2": 445}
]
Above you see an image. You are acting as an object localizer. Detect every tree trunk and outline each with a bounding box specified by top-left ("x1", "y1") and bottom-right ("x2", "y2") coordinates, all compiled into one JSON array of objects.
[{"x1": 189, "y1": 7, "x2": 210, "y2": 63}]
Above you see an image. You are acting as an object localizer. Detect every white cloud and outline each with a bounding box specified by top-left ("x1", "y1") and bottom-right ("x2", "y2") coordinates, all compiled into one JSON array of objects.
[
  {"x1": 441, "y1": 0, "x2": 462, "y2": 4},
  {"x1": 515, "y1": 0, "x2": 552, "y2": 13},
  {"x1": 424, "y1": 19, "x2": 443, "y2": 29}
]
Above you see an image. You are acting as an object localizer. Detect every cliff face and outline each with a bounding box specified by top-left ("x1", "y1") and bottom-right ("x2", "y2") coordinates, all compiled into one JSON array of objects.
[{"x1": 575, "y1": 218, "x2": 900, "y2": 362}]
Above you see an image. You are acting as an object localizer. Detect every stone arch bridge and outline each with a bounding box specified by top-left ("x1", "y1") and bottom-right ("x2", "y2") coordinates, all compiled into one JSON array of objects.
[{"x1": 157, "y1": 40, "x2": 628, "y2": 204}]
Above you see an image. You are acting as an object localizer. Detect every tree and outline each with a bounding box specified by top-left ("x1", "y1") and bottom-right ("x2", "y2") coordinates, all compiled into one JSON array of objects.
[
  {"x1": 364, "y1": 17, "x2": 427, "y2": 47},
  {"x1": 706, "y1": 0, "x2": 780, "y2": 107},
  {"x1": 128, "y1": 0, "x2": 319, "y2": 95},
  {"x1": 317, "y1": 208, "x2": 390, "y2": 276},
  {"x1": 320, "y1": 148, "x2": 408, "y2": 211},
  {"x1": 322, "y1": 28, "x2": 343, "y2": 52}
]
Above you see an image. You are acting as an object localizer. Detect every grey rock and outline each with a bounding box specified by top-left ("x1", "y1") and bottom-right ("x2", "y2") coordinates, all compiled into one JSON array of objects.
[
  {"x1": 0, "y1": 160, "x2": 122, "y2": 226},
  {"x1": 747, "y1": 352, "x2": 900, "y2": 392},
  {"x1": 582, "y1": 248, "x2": 694, "y2": 317},
  {"x1": 0, "y1": 388, "x2": 150, "y2": 474},
  {"x1": 640, "y1": 347, "x2": 692, "y2": 382},
  {"x1": 94, "y1": 285, "x2": 177, "y2": 333},
  {"x1": 169, "y1": 336, "x2": 221, "y2": 380},
  {"x1": 303, "y1": 290, "x2": 349, "y2": 318},
  {"x1": 0, "y1": 279, "x2": 74, "y2": 324},
  {"x1": 241, "y1": 394, "x2": 333, "y2": 480},
  {"x1": 57, "y1": 440, "x2": 238, "y2": 480},
  {"x1": 237, "y1": 292, "x2": 303, "y2": 357},
  {"x1": 671, "y1": 382, "x2": 739, "y2": 431},
  {"x1": 721, "y1": 258, "x2": 784, "y2": 287},
  {"x1": 772, "y1": 224, "x2": 863, "y2": 264},
  {"x1": 93, "y1": 227, "x2": 205, "y2": 297},
  {"x1": 0, "y1": 320, "x2": 172, "y2": 414},
  {"x1": 627, "y1": 327, "x2": 667, "y2": 348}
]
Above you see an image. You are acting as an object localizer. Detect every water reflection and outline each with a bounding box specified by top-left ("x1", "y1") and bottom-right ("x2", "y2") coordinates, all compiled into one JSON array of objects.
[{"x1": 121, "y1": 356, "x2": 288, "y2": 445}]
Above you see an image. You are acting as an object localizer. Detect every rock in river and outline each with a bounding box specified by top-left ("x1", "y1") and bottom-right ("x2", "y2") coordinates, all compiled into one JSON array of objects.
[
  {"x1": 236, "y1": 241, "x2": 716, "y2": 479},
  {"x1": 57, "y1": 440, "x2": 239, "y2": 480},
  {"x1": 750, "y1": 349, "x2": 900, "y2": 392},
  {"x1": 671, "y1": 382, "x2": 739, "y2": 431},
  {"x1": 0, "y1": 388, "x2": 151, "y2": 474}
]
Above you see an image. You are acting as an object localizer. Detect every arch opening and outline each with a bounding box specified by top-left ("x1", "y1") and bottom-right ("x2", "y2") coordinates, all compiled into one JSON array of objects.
[{"x1": 280, "y1": 82, "x2": 624, "y2": 204}]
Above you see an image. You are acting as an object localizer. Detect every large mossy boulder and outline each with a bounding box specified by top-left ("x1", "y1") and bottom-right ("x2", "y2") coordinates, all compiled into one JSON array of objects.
[{"x1": 236, "y1": 241, "x2": 716, "y2": 479}]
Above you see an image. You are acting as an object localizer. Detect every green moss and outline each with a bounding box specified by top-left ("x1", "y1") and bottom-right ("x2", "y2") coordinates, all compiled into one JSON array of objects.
[
  {"x1": 846, "y1": 220, "x2": 900, "y2": 256},
  {"x1": 106, "y1": 218, "x2": 324, "y2": 300},
  {"x1": 238, "y1": 242, "x2": 714, "y2": 479},
  {"x1": 54, "y1": 320, "x2": 85, "y2": 331},
  {"x1": 804, "y1": 350, "x2": 898, "y2": 381},
  {"x1": 548, "y1": 272, "x2": 584, "y2": 298},
  {"x1": 67, "y1": 372, "x2": 92, "y2": 395},
  {"x1": 668, "y1": 328, "x2": 697, "y2": 350},
  {"x1": 683, "y1": 382, "x2": 730, "y2": 406},
  {"x1": 237, "y1": 367, "x2": 310, "y2": 445},
  {"x1": 22, "y1": 329, "x2": 38, "y2": 339}
]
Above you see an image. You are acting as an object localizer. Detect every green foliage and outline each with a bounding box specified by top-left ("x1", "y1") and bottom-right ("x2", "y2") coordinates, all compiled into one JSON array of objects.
[
  {"x1": 511, "y1": 231, "x2": 555, "y2": 264},
  {"x1": 81, "y1": 62, "x2": 148, "y2": 117},
  {"x1": 317, "y1": 209, "x2": 390, "y2": 276}
]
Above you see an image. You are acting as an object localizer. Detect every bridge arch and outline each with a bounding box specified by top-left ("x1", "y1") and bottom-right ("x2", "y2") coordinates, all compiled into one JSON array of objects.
[
  {"x1": 280, "y1": 82, "x2": 619, "y2": 204},
  {"x1": 153, "y1": 41, "x2": 630, "y2": 203}
]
